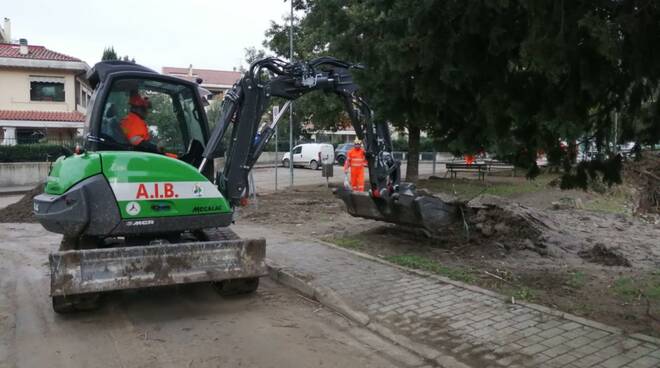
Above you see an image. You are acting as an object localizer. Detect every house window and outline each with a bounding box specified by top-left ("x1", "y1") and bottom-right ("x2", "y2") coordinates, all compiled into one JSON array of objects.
[
  {"x1": 30, "y1": 76, "x2": 65, "y2": 102},
  {"x1": 16, "y1": 128, "x2": 46, "y2": 144}
]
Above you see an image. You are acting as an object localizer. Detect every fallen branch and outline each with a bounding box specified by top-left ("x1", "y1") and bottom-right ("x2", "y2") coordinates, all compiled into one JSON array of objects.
[
  {"x1": 646, "y1": 297, "x2": 660, "y2": 324},
  {"x1": 459, "y1": 206, "x2": 470, "y2": 242},
  {"x1": 631, "y1": 168, "x2": 660, "y2": 182},
  {"x1": 484, "y1": 271, "x2": 513, "y2": 284},
  {"x1": 297, "y1": 293, "x2": 320, "y2": 305}
]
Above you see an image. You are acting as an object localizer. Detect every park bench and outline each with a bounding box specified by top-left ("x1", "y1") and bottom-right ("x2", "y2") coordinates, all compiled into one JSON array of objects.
[
  {"x1": 446, "y1": 162, "x2": 488, "y2": 180},
  {"x1": 484, "y1": 160, "x2": 516, "y2": 176}
]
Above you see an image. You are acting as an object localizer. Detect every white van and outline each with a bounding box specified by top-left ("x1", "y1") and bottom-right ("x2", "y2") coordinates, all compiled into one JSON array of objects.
[{"x1": 282, "y1": 143, "x2": 334, "y2": 170}]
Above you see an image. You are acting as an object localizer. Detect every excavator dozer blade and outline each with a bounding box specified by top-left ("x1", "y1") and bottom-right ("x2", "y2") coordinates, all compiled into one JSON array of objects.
[
  {"x1": 334, "y1": 188, "x2": 457, "y2": 232},
  {"x1": 49, "y1": 238, "x2": 267, "y2": 296}
]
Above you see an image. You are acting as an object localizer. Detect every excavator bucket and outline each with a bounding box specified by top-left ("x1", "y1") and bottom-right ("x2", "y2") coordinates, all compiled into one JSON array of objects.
[
  {"x1": 334, "y1": 187, "x2": 457, "y2": 233},
  {"x1": 50, "y1": 238, "x2": 267, "y2": 296}
]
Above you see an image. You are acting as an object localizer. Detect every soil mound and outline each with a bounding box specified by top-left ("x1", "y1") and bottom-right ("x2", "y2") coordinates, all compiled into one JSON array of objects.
[
  {"x1": 0, "y1": 184, "x2": 43, "y2": 223},
  {"x1": 465, "y1": 194, "x2": 658, "y2": 268},
  {"x1": 466, "y1": 194, "x2": 562, "y2": 256},
  {"x1": 578, "y1": 243, "x2": 632, "y2": 267}
]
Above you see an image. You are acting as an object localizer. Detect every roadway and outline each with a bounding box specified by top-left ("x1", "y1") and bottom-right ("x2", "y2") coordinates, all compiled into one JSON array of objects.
[{"x1": 250, "y1": 162, "x2": 444, "y2": 193}]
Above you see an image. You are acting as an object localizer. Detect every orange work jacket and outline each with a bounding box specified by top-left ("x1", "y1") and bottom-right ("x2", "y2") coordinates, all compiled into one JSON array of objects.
[
  {"x1": 120, "y1": 112, "x2": 150, "y2": 146},
  {"x1": 344, "y1": 147, "x2": 366, "y2": 172}
]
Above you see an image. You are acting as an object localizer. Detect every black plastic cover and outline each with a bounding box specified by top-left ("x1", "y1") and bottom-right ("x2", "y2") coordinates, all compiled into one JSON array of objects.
[
  {"x1": 86, "y1": 61, "x2": 157, "y2": 89},
  {"x1": 34, "y1": 174, "x2": 121, "y2": 237}
]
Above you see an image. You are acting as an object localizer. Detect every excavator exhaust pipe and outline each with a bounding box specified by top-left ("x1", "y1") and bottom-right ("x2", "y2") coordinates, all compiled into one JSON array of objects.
[
  {"x1": 50, "y1": 238, "x2": 267, "y2": 296},
  {"x1": 334, "y1": 186, "x2": 457, "y2": 232}
]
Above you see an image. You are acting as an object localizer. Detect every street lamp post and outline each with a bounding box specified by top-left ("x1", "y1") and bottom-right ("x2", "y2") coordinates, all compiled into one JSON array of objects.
[
  {"x1": 273, "y1": 105, "x2": 279, "y2": 191},
  {"x1": 289, "y1": 0, "x2": 294, "y2": 188}
]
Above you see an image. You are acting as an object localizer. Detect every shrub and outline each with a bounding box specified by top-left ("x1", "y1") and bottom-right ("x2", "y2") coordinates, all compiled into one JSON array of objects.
[{"x1": 0, "y1": 144, "x2": 74, "y2": 163}]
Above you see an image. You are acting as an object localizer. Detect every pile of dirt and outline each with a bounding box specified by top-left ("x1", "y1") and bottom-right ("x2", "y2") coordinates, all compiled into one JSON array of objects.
[
  {"x1": 0, "y1": 184, "x2": 42, "y2": 223},
  {"x1": 466, "y1": 194, "x2": 563, "y2": 257},
  {"x1": 625, "y1": 151, "x2": 660, "y2": 214},
  {"x1": 578, "y1": 243, "x2": 632, "y2": 267}
]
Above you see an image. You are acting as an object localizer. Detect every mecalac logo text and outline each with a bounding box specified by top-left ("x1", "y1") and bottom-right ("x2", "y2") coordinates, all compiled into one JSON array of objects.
[{"x1": 192, "y1": 205, "x2": 223, "y2": 213}]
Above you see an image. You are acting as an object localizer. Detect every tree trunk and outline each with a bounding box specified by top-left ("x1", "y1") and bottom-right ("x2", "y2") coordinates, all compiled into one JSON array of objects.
[{"x1": 405, "y1": 125, "x2": 420, "y2": 182}]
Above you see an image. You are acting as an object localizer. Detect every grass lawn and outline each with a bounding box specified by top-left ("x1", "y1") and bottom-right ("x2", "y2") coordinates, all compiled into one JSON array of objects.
[{"x1": 417, "y1": 174, "x2": 559, "y2": 201}]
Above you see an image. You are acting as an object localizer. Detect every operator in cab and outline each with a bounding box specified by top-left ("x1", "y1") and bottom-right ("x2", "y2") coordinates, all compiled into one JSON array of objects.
[
  {"x1": 120, "y1": 94, "x2": 177, "y2": 158},
  {"x1": 344, "y1": 139, "x2": 367, "y2": 192},
  {"x1": 120, "y1": 94, "x2": 162, "y2": 154},
  {"x1": 121, "y1": 94, "x2": 158, "y2": 152}
]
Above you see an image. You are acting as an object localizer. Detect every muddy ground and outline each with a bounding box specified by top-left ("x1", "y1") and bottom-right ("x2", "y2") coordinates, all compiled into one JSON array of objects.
[
  {"x1": 238, "y1": 174, "x2": 660, "y2": 337},
  {"x1": 0, "y1": 223, "x2": 421, "y2": 368},
  {"x1": 2, "y1": 155, "x2": 658, "y2": 338}
]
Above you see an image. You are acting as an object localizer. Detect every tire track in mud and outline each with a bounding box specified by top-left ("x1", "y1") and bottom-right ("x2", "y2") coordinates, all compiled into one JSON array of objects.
[
  {"x1": 0, "y1": 274, "x2": 17, "y2": 368},
  {"x1": 0, "y1": 225, "x2": 180, "y2": 368},
  {"x1": 103, "y1": 305, "x2": 180, "y2": 368},
  {"x1": 8, "y1": 225, "x2": 163, "y2": 367},
  {"x1": 0, "y1": 226, "x2": 46, "y2": 368}
]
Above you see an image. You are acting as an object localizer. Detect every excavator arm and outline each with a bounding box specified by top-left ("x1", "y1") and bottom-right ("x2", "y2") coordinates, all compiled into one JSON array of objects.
[{"x1": 200, "y1": 57, "x2": 455, "y2": 232}]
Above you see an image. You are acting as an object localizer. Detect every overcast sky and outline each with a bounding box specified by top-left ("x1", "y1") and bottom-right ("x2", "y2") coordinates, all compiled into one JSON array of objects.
[{"x1": 3, "y1": 0, "x2": 292, "y2": 71}]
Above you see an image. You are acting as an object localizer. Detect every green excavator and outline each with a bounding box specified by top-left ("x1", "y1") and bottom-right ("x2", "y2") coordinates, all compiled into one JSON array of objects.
[{"x1": 33, "y1": 57, "x2": 455, "y2": 313}]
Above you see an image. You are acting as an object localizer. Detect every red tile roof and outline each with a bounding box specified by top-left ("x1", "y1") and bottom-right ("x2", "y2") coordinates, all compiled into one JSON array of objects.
[
  {"x1": 0, "y1": 43, "x2": 81, "y2": 62},
  {"x1": 0, "y1": 110, "x2": 85, "y2": 122},
  {"x1": 162, "y1": 66, "x2": 241, "y2": 87}
]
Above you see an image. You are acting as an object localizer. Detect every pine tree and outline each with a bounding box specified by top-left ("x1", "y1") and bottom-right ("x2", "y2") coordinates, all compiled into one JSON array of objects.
[{"x1": 101, "y1": 46, "x2": 118, "y2": 61}]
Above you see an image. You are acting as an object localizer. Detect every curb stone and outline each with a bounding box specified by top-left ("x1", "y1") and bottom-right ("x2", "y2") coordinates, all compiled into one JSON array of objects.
[
  {"x1": 267, "y1": 261, "x2": 472, "y2": 368},
  {"x1": 298, "y1": 235, "x2": 660, "y2": 346}
]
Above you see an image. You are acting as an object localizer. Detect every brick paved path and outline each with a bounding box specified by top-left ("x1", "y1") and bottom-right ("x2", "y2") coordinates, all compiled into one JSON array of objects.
[{"x1": 234, "y1": 225, "x2": 660, "y2": 368}]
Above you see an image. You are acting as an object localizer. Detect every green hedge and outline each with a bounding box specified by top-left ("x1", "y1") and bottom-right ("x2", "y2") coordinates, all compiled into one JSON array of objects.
[{"x1": 0, "y1": 144, "x2": 74, "y2": 163}]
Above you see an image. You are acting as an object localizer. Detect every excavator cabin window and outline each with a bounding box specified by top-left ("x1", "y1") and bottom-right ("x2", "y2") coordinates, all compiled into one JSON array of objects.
[{"x1": 98, "y1": 78, "x2": 206, "y2": 162}]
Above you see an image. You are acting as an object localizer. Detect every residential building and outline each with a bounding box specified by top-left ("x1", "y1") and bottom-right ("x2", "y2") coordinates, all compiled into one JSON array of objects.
[
  {"x1": 0, "y1": 19, "x2": 90, "y2": 145},
  {"x1": 162, "y1": 65, "x2": 241, "y2": 101}
]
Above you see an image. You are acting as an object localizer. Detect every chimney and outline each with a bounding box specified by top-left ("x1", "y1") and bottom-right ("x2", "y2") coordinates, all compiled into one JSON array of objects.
[
  {"x1": 19, "y1": 38, "x2": 28, "y2": 55},
  {"x1": 2, "y1": 18, "x2": 10, "y2": 43},
  {"x1": 188, "y1": 64, "x2": 193, "y2": 77}
]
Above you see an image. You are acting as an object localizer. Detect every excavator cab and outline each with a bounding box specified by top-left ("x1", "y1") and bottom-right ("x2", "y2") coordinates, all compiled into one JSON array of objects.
[{"x1": 89, "y1": 63, "x2": 210, "y2": 168}]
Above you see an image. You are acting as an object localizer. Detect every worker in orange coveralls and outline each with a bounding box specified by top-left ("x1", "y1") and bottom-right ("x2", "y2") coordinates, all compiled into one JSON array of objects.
[
  {"x1": 121, "y1": 94, "x2": 176, "y2": 158},
  {"x1": 344, "y1": 139, "x2": 367, "y2": 192}
]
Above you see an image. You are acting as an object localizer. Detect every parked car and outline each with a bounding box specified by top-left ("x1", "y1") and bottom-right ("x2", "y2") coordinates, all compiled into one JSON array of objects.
[
  {"x1": 282, "y1": 143, "x2": 334, "y2": 170},
  {"x1": 334, "y1": 143, "x2": 352, "y2": 165}
]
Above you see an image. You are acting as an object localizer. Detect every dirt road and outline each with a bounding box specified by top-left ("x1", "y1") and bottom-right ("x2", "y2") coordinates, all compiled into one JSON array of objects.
[{"x1": 0, "y1": 223, "x2": 421, "y2": 368}]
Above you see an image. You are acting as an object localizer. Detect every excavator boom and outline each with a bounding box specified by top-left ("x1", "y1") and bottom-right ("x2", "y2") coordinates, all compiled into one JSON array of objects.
[{"x1": 202, "y1": 57, "x2": 456, "y2": 232}]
